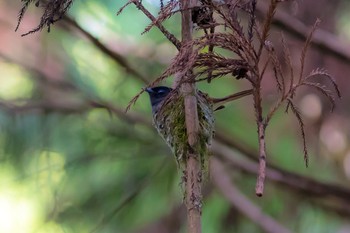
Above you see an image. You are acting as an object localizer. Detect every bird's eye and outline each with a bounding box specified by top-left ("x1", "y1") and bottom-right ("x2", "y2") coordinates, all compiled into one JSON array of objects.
[{"x1": 157, "y1": 89, "x2": 169, "y2": 96}]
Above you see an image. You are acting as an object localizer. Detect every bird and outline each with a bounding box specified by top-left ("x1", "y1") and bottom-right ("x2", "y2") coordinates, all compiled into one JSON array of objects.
[
  {"x1": 146, "y1": 86, "x2": 253, "y2": 113},
  {"x1": 146, "y1": 86, "x2": 213, "y2": 173},
  {"x1": 192, "y1": 5, "x2": 213, "y2": 28},
  {"x1": 145, "y1": 86, "x2": 252, "y2": 173},
  {"x1": 145, "y1": 86, "x2": 173, "y2": 114}
]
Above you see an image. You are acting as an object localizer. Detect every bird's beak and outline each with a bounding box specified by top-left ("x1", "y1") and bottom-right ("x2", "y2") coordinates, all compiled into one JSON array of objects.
[{"x1": 145, "y1": 87, "x2": 154, "y2": 93}]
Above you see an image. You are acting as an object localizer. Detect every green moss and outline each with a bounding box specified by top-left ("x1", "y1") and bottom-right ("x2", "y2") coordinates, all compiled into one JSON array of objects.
[{"x1": 153, "y1": 90, "x2": 214, "y2": 176}]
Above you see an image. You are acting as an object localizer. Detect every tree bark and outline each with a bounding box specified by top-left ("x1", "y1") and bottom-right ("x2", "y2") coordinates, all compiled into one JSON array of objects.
[{"x1": 177, "y1": 0, "x2": 202, "y2": 232}]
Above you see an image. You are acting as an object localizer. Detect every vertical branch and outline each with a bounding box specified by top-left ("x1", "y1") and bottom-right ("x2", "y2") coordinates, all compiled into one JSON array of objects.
[
  {"x1": 255, "y1": 122, "x2": 267, "y2": 196},
  {"x1": 177, "y1": 1, "x2": 202, "y2": 233},
  {"x1": 252, "y1": 0, "x2": 276, "y2": 197},
  {"x1": 252, "y1": 81, "x2": 267, "y2": 196},
  {"x1": 252, "y1": 70, "x2": 266, "y2": 196}
]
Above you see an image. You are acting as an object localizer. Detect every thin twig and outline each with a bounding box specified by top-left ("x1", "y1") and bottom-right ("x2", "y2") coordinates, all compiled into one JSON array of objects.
[
  {"x1": 212, "y1": 141, "x2": 350, "y2": 215},
  {"x1": 132, "y1": 0, "x2": 181, "y2": 50},
  {"x1": 255, "y1": 122, "x2": 266, "y2": 196},
  {"x1": 251, "y1": 80, "x2": 266, "y2": 196}
]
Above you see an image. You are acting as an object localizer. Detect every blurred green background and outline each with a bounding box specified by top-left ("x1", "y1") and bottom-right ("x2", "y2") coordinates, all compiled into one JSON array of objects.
[{"x1": 0, "y1": 0, "x2": 350, "y2": 232}]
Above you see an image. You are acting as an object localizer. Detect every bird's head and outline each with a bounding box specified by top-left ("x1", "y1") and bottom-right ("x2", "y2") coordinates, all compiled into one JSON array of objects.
[{"x1": 145, "y1": 86, "x2": 173, "y2": 113}]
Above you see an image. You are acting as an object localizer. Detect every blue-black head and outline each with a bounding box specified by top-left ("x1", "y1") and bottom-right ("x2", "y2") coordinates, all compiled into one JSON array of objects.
[{"x1": 145, "y1": 86, "x2": 173, "y2": 113}]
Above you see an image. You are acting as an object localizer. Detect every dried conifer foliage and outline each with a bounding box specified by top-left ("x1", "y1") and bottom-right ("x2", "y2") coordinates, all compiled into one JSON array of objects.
[
  {"x1": 122, "y1": 0, "x2": 340, "y2": 196},
  {"x1": 14, "y1": 0, "x2": 341, "y2": 196},
  {"x1": 16, "y1": 0, "x2": 74, "y2": 36}
]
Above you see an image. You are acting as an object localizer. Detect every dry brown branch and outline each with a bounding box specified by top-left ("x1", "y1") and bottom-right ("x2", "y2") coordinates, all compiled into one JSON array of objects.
[
  {"x1": 129, "y1": 0, "x2": 181, "y2": 50},
  {"x1": 300, "y1": 82, "x2": 336, "y2": 110},
  {"x1": 211, "y1": 158, "x2": 292, "y2": 233},
  {"x1": 247, "y1": 0, "x2": 257, "y2": 43},
  {"x1": 286, "y1": 99, "x2": 308, "y2": 166},
  {"x1": 257, "y1": 16, "x2": 340, "y2": 171},
  {"x1": 142, "y1": 0, "x2": 180, "y2": 35},
  {"x1": 5, "y1": 0, "x2": 347, "y2": 222},
  {"x1": 2, "y1": 85, "x2": 349, "y2": 208},
  {"x1": 255, "y1": 122, "x2": 267, "y2": 196},
  {"x1": 250, "y1": 75, "x2": 267, "y2": 196},
  {"x1": 212, "y1": 141, "x2": 350, "y2": 208},
  {"x1": 266, "y1": 41, "x2": 285, "y2": 93},
  {"x1": 16, "y1": 0, "x2": 74, "y2": 36},
  {"x1": 298, "y1": 19, "x2": 320, "y2": 84},
  {"x1": 0, "y1": 59, "x2": 347, "y2": 214},
  {"x1": 304, "y1": 68, "x2": 341, "y2": 98},
  {"x1": 178, "y1": 1, "x2": 202, "y2": 232},
  {"x1": 257, "y1": 0, "x2": 278, "y2": 58},
  {"x1": 117, "y1": 0, "x2": 340, "y2": 198},
  {"x1": 281, "y1": 33, "x2": 294, "y2": 93}
]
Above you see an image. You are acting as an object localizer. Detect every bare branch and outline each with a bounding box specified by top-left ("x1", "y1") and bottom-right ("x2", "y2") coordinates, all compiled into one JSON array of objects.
[
  {"x1": 178, "y1": 1, "x2": 202, "y2": 233},
  {"x1": 142, "y1": 0, "x2": 180, "y2": 35},
  {"x1": 212, "y1": 141, "x2": 350, "y2": 210},
  {"x1": 255, "y1": 122, "x2": 267, "y2": 196},
  {"x1": 131, "y1": 0, "x2": 182, "y2": 50}
]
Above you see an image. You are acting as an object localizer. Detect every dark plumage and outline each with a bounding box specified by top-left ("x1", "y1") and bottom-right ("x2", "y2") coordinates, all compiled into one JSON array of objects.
[
  {"x1": 145, "y1": 86, "x2": 173, "y2": 114},
  {"x1": 145, "y1": 86, "x2": 252, "y2": 174},
  {"x1": 145, "y1": 86, "x2": 214, "y2": 174},
  {"x1": 192, "y1": 6, "x2": 212, "y2": 27}
]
